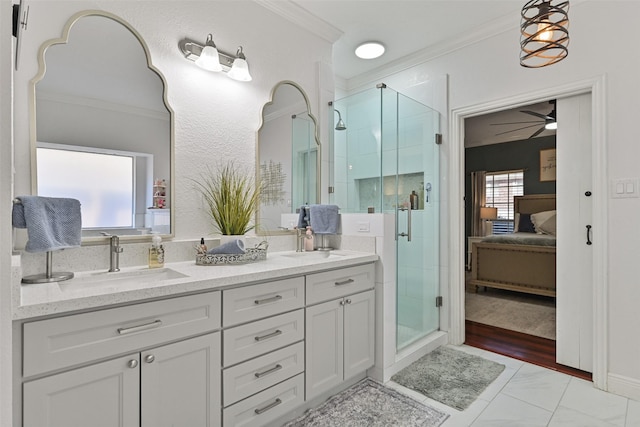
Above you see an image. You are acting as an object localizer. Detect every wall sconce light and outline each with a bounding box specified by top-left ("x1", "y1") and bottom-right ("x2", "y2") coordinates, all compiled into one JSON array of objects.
[
  {"x1": 180, "y1": 34, "x2": 252, "y2": 81},
  {"x1": 520, "y1": 0, "x2": 569, "y2": 68}
]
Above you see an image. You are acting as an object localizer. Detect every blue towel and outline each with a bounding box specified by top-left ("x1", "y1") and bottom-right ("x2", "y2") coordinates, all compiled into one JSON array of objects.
[
  {"x1": 297, "y1": 205, "x2": 310, "y2": 229},
  {"x1": 12, "y1": 196, "x2": 82, "y2": 253},
  {"x1": 309, "y1": 204, "x2": 340, "y2": 234},
  {"x1": 207, "y1": 239, "x2": 245, "y2": 255}
]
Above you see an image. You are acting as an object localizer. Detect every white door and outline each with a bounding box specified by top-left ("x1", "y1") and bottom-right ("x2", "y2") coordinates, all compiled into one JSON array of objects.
[
  {"x1": 23, "y1": 354, "x2": 140, "y2": 427},
  {"x1": 556, "y1": 93, "x2": 593, "y2": 372},
  {"x1": 305, "y1": 299, "x2": 343, "y2": 399},
  {"x1": 344, "y1": 290, "x2": 375, "y2": 379},
  {"x1": 141, "y1": 332, "x2": 221, "y2": 427}
]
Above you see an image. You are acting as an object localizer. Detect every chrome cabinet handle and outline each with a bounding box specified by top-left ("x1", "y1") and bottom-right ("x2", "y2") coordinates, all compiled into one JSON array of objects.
[
  {"x1": 345, "y1": 299, "x2": 352, "y2": 304},
  {"x1": 254, "y1": 364, "x2": 282, "y2": 378},
  {"x1": 254, "y1": 295, "x2": 282, "y2": 305},
  {"x1": 144, "y1": 354, "x2": 155, "y2": 364},
  {"x1": 127, "y1": 359, "x2": 139, "y2": 369},
  {"x1": 254, "y1": 329, "x2": 282, "y2": 342},
  {"x1": 117, "y1": 320, "x2": 162, "y2": 335},
  {"x1": 335, "y1": 278, "x2": 354, "y2": 286},
  {"x1": 254, "y1": 398, "x2": 282, "y2": 414}
]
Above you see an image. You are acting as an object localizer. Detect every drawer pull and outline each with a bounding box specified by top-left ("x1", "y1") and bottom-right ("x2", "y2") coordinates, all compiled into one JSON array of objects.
[
  {"x1": 254, "y1": 398, "x2": 282, "y2": 415},
  {"x1": 117, "y1": 320, "x2": 163, "y2": 335},
  {"x1": 254, "y1": 329, "x2": 282, "y2": 342},
  {"x1": 335, "y1": 278, "x2": 355, "y2": 286},
  {"x1": 254, "y1": 295, "x2": 283, "y2": 305},
  {"x1": 254, "y1": 364, "x2": 283, "y2": 378}
]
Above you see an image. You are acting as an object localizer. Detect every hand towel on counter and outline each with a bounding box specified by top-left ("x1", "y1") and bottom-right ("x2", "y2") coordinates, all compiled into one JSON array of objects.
[
  {"x1": 297, "y1": 205, "x2": 310, "y2": 229},
  {"x1": 207, "y1": 239, "x2": 246, "y2": 255},
  {"x1": 12, "y1": 196, "x2": 82, "y2": 253},
  {"x1": 309, "y1": 204, "x2": 340, "y2": 234}
]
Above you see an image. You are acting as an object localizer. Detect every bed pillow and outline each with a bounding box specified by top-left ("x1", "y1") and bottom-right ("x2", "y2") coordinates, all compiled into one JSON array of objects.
[
  {"x1": 531, "y1": 210, "x2": 557, "y2": 235},
  {"x1": 516, "y1": 213, "x2": 536, "y2": 233}
]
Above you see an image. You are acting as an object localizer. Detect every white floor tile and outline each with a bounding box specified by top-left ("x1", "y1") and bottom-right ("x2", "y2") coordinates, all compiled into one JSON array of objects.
[
  {"x1": 558, "y1": 378, "x2": 628, "y2": 427},
  {"x1": 471, "y1": 393, "x2": 552, "y2": 426},
  {"x1": 626, "y1": 399, "x2": 640, "y2": 427},
  {"x1": 501, "y1": 363, "x2": 571, "y2": 411},
  {"x1": 549, "y1": 406, "x2": 619, "y2": 427}
]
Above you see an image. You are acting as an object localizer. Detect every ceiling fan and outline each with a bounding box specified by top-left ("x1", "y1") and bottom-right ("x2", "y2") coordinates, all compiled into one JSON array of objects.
[{"x1": 491, "y1": 100, "x2": 557, "y2": 139}]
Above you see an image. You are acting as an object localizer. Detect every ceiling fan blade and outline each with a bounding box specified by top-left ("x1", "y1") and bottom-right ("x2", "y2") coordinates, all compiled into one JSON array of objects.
[
  {"x1": 528, "y1": 126, "x2": 546, "y2": 139},
  {"x1": 521, "y1": 110, "x2": 552, "y2": 120},
  {"x1": 495, "y1": 123, "x2": 543, "y2": 136},
  {"x1": 490, "y1": 120, "x2": 543, "y2": 126}
]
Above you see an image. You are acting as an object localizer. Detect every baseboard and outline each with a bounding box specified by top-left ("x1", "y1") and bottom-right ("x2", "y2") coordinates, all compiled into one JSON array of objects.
[{"x1": 607, "y1": 373, "x2": 640, "y2": 401}]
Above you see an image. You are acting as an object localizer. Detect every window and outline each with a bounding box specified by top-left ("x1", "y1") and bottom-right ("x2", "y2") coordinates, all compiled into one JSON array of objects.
[
  {"x1": 37, "y1": 145, "x2": 136, "y2": 229},
  {"x1": 485, "y1": 170, "x2": 524, "y2": 234}
]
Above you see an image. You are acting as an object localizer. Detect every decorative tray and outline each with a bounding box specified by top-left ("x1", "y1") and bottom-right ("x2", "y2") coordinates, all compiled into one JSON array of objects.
[{"x1": 196, "y1": 241, "x2": 268, "y2": 266}]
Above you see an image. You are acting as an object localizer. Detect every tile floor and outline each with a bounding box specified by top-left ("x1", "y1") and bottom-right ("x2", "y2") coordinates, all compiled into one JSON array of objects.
[{"x1": 386, "y1": 344, "x2": 640, "y2": 427}]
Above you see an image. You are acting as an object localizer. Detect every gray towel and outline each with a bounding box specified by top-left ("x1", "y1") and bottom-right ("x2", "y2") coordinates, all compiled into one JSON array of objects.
[
  {"x1": 12, "y1": 196, "x2": 82, "y2": 253},
  {"x1": 309, "y1": 204, "x2": 340, "y2": 234},
  {"x1": 207, "y1": 239, "x2": 245, "y2": 255}
]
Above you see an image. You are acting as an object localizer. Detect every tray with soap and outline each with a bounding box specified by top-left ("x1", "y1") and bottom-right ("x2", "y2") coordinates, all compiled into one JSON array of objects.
[{"x1": 196, "y1": 240, "x2": 268, "y2": 265}]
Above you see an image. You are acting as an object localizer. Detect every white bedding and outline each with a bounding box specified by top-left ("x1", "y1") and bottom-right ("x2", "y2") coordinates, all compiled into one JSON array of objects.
[{"x1": 482, "y1": 232, "x2": 556, "y2": 247}]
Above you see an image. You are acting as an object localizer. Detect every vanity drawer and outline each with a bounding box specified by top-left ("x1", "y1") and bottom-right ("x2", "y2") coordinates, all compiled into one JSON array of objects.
[
  {"x1": 223, "y1": 373, "x2": 304, "y2": 427},
  {"x1": 223, "y1": 309, "x2": 303, "y2": 366},
  {"x1": 306, "y1": 263, "x2": 375, "y2": 305},
  {"x1": 223, "y1": 277, "x2": 304, "y2": 327},
  {"x1": 23, "y1": 292, "x2": 221, "y2": 378},
  {"x1": 223, "y1": 341, "x2": 304, "y2": 407}
]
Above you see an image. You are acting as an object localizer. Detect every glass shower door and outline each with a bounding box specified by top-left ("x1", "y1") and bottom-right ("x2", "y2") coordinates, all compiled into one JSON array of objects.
[{"x1": 381, "y1": 89, "x2": 440, "y2": 351}]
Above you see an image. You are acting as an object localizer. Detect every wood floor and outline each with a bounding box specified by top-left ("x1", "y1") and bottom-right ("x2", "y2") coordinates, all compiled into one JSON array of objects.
[{"x1": 465, "y1": 320, "x2": 592, "y2": 381}]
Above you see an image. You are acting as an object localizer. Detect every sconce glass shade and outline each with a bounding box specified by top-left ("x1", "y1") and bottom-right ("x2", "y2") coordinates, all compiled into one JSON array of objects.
[
  {"x1": 520, "y1": 0, "x2": 569, "y2": 68},
  {"x1": 195, "y1": 34, "x2": 223, "y2": 72},
  {"x1": 227, "y1": 47, "x2": 252, "y2": 81}
]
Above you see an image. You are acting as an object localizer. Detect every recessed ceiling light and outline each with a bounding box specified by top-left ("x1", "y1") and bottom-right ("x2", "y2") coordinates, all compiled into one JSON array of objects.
[{"x1": 355, "y1": 42, "x2": 385, "y2": 59}]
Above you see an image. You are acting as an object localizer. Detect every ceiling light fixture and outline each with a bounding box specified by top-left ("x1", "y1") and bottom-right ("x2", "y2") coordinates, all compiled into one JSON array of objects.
[
  {"x1": 180, "y1": 34, "x2": 252, "y2": 82},
  {"x1": 520, "y1": 0, "x2": 569, "y2": 68},
  {"x1": 355, "y1": 42, "x2": 385, "y2": 59}
]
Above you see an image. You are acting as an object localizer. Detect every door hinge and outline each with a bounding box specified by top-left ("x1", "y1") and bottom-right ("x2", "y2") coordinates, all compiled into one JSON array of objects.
[
  {"x1": 436, "y1": 296, "x2": 443, "y2": 307},
  {"x1": 435, "y1": 133, "x2": 443, "y2": 145},
  {"x1": 328, "y1": 186, "x2": 334, "y2": 194}
]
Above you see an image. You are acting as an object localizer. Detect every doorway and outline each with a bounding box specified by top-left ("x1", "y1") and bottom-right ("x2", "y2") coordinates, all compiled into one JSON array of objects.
[{"x1": 447, "y1": 78, "x2": 608, "y2": 389}]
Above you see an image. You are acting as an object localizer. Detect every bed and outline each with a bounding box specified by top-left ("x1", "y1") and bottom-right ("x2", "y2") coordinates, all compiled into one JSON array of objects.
[{"x1": 469, "y1": 194, "x2": 556, "y2": 297}]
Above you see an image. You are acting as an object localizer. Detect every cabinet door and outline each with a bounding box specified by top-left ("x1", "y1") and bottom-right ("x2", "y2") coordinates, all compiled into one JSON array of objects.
[
  {"x1": 23, "y1": 354, "x2": 140, "y2": 427},
  {"x1": 344, "y1": 290, "x2": 375, "y2": 380},
  {"x1": 141, "y1": 332, "x2": 221, "y2": 427},
  {"x1": 305, "y1": 299, "x2": 343, "y2": 400}
]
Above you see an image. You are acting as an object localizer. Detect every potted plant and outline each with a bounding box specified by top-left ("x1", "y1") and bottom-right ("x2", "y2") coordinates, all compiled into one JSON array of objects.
[{"x1": 193, "y1": 162, "x2": 261, "y2": 235}]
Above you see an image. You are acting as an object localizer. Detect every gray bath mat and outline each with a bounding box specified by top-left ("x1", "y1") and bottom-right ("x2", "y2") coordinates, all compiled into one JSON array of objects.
[
  {"x1": 391, "y1": 346, "x2": 505, "y2": 411},
  {"x1": 283, "y1": 378, "x2": 448, "y2": 426}
]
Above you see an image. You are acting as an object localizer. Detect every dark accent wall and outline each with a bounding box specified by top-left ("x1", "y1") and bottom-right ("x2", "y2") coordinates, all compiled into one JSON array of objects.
[{"x1": 465, "y1": 135, "x2": 556, "y2": 241}]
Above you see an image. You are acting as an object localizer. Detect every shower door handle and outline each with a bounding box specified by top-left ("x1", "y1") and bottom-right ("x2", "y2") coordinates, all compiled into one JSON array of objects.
[{"x1": 398, "y1": 205, "x2": 412, "y2": 241}]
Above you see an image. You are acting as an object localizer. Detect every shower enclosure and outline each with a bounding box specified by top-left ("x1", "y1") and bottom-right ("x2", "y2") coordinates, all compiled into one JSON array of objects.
[{"x1": 330, "y1": 84, "x2": 440, "y2": 355}]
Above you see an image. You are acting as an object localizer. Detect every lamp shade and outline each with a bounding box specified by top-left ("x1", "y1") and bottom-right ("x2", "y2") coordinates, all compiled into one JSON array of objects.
[
  {"x1": 195, "y1": 34, "x2": 222, "y2": 72},
  {"x1": 227, "y1": 57, "x2": 252, "y2": 81},
  {"x1": 480, "y1": 207, "x2": 498, "y2": 220}
]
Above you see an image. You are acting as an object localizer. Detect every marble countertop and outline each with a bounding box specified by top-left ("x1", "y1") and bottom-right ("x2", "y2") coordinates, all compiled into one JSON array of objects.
[{"x1": 13, "y1": 250, "x2": 378, "y2": 320}]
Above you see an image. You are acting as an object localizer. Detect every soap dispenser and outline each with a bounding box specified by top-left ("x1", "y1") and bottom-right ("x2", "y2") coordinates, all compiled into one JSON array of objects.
[
  {"x1": 149, "y1": 233, "x2": 165, "y2": 268},
  {"x1": 304, "y1": 226, "x2": 314, "y2": 251}
]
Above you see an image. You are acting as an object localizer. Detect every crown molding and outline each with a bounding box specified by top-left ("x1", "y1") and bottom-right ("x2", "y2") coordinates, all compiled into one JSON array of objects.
[{"x1": 257, "y1": 0, "x2": 343, "y2": 43}]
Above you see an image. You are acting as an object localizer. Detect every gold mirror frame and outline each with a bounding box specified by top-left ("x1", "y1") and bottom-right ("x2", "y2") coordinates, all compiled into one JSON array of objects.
[
  {"x1": 28, "y1": 10, "x2": 175, "y2": 244},
  {"x1": 256, "y1": 80, "x2": 321, "y2": 235}
]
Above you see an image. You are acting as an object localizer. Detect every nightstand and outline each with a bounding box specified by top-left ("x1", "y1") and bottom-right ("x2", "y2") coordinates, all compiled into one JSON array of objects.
[{"x1": 467, "y1": 236, "x2": 485, "y2": 270}]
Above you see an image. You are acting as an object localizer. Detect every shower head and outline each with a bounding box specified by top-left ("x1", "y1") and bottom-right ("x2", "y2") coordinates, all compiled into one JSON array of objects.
[{"x1": 334, "y1": 109, "x2": 347, "y2": 131}]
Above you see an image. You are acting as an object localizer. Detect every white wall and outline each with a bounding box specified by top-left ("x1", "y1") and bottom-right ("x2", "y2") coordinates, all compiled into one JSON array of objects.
[{"x1": 347, "y1": 1, "x2": 640, "y2": 396}]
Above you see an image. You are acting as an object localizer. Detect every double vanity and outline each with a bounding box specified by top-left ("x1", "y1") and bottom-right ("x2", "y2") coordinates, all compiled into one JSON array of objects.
[{"x1": 13, "y1": 250, "x2": 378, "y2": 427}]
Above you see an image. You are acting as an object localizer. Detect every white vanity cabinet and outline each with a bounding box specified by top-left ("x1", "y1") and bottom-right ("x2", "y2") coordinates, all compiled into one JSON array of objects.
[
  {"x1": 21, "y1": 292, "x2": 222, "y2": 427},
  {"x1": 221, "y1": 277, "x2": 305, "y2": 427},
  {"x1": 305, "y1": 264, "x2": 376, "y2": 400}
]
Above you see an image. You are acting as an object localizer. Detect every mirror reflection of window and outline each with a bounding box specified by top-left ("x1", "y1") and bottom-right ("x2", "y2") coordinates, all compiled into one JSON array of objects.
[{"x1": 36, "y1": 145, "x2": 148, "y2": 229}]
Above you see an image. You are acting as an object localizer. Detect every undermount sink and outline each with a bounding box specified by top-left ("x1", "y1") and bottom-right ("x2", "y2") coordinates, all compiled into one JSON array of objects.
[
  {"x1": 63, "y1": 267, "x2": 188, "y2": 288},
  {"x1": 281, "y1": 251, "x2": 343, "y2": 259}
]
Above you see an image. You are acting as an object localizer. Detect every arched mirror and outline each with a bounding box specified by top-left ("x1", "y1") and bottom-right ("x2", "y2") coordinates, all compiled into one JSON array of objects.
[
  {"x1": 30, "y1": 10, "x2": 174, "y2": 242},
  {"x1": 256, "y1": 81, "x2": 321, "y2": 234}
]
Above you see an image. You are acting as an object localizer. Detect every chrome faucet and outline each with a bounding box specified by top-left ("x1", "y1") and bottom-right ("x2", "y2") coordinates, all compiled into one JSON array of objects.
[{"x1": 108, "y1": 235, "x2": 123, "y2": 272}]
